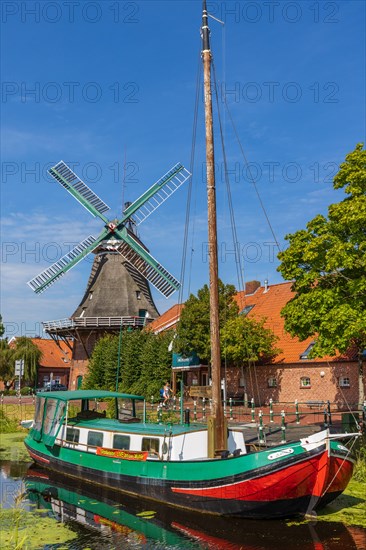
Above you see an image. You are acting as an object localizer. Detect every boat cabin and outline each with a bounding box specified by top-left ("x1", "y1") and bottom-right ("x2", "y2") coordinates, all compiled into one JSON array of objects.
[{"x1": 29, "y1": 390, "x2": 247, "y2": 461}]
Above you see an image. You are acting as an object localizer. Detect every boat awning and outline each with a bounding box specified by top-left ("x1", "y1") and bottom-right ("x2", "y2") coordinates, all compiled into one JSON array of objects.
[{"x1": 35, "y1": 390, "x2": 145, "y2": 401}]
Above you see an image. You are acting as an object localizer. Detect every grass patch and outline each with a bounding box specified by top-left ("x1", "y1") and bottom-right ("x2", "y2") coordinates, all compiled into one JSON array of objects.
[
  {"x1": 1, "y1": 508, "x2": 77, "y2": 549},
  {"x1": 1, "y1": 404, "x2": 35, "y2": 425},
  {"x1": 0, "y1": 432, "x2": 31, "y2": 462}
]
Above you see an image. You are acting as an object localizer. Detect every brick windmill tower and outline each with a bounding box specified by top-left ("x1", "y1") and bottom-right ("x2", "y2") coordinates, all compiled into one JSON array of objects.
[{"x1": 28, "y1": 161, "x2": 190, "y2": 388}]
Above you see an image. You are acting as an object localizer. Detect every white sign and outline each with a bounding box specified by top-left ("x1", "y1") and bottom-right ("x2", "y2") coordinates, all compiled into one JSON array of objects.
[
  {"x1": 15, "y1": 360, "x2": 24, "y2": 376},
  {"x1": 268, "y1": 448, "x2": 294, "y2": 461}
]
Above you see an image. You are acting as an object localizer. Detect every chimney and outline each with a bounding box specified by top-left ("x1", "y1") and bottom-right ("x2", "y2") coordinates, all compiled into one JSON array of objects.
[
  {"x1": 245, "y1": 280, "x2": 261, "y2": 295},
  {"x1": 264, "y1": 279, "x2": 269, "y2": 293}
]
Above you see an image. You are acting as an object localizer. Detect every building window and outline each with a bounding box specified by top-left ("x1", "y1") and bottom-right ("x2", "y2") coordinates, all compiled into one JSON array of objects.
[
  {"x1": 267, "y1": 377, "x2": 277, "y2": 388},
  {"x1": 339, "y1": 377, "x2": 350, "y2": 388},
  {"x1": 300, "y1": 377, "x2": 311, "y2": 388},
  {"x1": 113, "y1": 434, "x2": 130, "y2": 450},
  {"x1": 87, "y1": 431, "x2": 104, "y2": 447},
  {"x1": 136, "y1": 290, "x2": 141, "y2": 300},
  {"x1": 239, "y1": 377, "x2": 245, "y2": 388}
]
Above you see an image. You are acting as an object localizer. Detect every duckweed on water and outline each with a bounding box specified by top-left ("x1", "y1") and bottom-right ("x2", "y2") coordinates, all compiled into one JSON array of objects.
[
  {"x1": 0, "y1": 508, "x2": 77, "y2": 549},
  {"x1": 316, "y1": 480, "x2": 366, "y2": 528}
]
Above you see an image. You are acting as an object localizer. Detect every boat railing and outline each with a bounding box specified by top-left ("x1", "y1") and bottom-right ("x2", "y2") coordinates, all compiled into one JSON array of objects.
[{"x1": 144, "y1": 395, "x2": 364, "y2": 433}]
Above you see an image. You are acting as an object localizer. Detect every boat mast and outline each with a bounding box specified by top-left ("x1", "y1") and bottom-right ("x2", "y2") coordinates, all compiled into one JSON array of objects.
[{"x1": 201, "y1": 0, "x2": 226, "y2": 453}]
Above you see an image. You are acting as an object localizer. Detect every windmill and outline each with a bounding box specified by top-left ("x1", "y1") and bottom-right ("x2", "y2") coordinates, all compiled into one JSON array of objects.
[
  {"x1": 28, "y1": 160, "x2": 190, "y2": 298},
  {"x1": 28, "y1": 161, "x2": 190, "y2": 383}
]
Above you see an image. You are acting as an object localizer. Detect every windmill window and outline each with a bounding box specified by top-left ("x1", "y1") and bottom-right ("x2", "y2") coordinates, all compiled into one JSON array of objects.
[
  {"x1": 239, "y1": 305, "x2": 254, "y2": 316},
  {"x1": 136, "y1": 291, "x2": 141, "y2": 300},
  {"x1": 300, "y1": 342, "x2": 316, "y2": 360},
  {"x1": 267, "y1": 377, "x2": 277, "y2": 388},
  {"x1": 300, "y1": 377, "x2": 311, "y2": 388},
  {"x1": 89, "y1": 292, "x2": 93, "y2": 300},
  {"x1": 339, "y1": 377, "x2": 350, "y2": 388}
]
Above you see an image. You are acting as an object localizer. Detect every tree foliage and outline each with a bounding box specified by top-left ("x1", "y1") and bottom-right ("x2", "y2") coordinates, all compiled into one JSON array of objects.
[
  {"x1": 13, "y1": 337, "x2": 43, "y2": 385},
  {"x1": 0, "y1": 315, "x2": 4, "y2": 338},
  {"x1": 221, "y1": 316, "x2": 280, "y2": 366},
  {"x1": 0, "y1": 339, "x2": 15, "y2": 384},
  {"x1": 278, "y1": 144, "x2": 366, "y2": 357},
  {"x1": 175, "y1": 280, "x2": 280, "y2": 366},
  {"x1": 84, "y1": 329, "x2": 175, "y2": 398},
  {"x1": 175, "y1": 280, "x2": 238, "y2": 362}
]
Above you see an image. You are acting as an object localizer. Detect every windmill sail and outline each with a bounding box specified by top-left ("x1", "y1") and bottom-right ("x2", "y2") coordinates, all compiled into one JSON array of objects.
[
  {"x1": 114, "y1": 231, "x2": 180, "y2": 298},
  {"x1": 27, "y1": 235, "x2": 99, "y2": 293},
  {"x1": 49, "y1": 161, "x2": 110, "y2": 220},
  {"x1": 122, "y1": 163, "x2": 191, "y2": 225}
]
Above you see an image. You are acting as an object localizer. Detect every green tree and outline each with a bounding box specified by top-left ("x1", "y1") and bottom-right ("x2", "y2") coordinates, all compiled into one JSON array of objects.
[
  {"x1": 136, "y1": 330, "x2": 174, "y2": 398},
  {"x1": 84, "y1": 329, "x2": 175, "y2": 399},
  {"x1": 13, "y1": 337, "x2": 43, "y2": 386},
  {"x1": 0, "y1": 315, "x2": 4, "y2": 338},
  {"x1": 175, "y1": 280, "x2": 238, "y2": 362},
  {"x1": 221, "y1": 315, "x2": 280, "y2": 366},
  {"x1": 83, "y1": 334, "x2": 119, "y2": 390},
  {"x1": 0, "y1": 339, "x2": 15, "y2": 385},
  {"x1": 278, "y1": 144, "x2": 366, "y2": 403}
]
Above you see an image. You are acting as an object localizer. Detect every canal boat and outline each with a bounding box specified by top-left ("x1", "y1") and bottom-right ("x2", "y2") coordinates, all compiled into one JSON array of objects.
[
  {"x1": 24, "y1": 389, "x2": 359, "y2": 518},
  {"x1": 24, "y1": 2, "x2": 361, "y2": 518}
]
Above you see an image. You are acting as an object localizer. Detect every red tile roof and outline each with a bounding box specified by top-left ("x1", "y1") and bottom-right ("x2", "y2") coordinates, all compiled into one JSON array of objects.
[
  {"x1": 150, "y1": 282, "x2": 354, "y2": 364},
  {"x1": 31, "y1": 338, "x2": 72, "y2": 369},
  {"x1": 148, "y1": 304, "x2": 183, "y2": 333}
]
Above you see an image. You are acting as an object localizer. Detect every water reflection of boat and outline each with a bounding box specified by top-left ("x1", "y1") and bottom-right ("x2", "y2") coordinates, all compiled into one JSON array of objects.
[{"x1": 24, "y1": 464, "x2": 361, "y2": 550}]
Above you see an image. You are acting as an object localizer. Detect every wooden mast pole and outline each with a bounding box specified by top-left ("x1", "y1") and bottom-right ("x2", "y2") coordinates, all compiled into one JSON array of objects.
[{"x1": 201, "y1": 0, "x2": 226, "y2": 453}]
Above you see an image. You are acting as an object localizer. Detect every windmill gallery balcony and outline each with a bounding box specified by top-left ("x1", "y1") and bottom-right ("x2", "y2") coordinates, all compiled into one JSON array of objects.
[{"x1": 43, "y1": 316, "x2": 153, "y2": 334}]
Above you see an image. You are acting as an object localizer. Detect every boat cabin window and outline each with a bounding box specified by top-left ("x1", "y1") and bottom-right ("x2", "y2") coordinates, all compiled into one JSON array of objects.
[
  {"x1": 33, "y1": 397, "x2": 46, "y2": 432},
  {"x1": 113, "y1": 434, "x2": 130, "y2": 450},
  {"x1": 87, "y1": 431, "x2": 104, "y2": 447},
  {"x1": 142, "y1": 437, "x2": 160, "y2": 455},
  {"x1": 66, "y1": 427, "x2": 80, "y2": 444}
]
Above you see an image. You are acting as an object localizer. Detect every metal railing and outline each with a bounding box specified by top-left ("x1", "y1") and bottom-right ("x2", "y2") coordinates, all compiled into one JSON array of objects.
[{"x1": 43, "y1": 316, "x2": 154, "y2": 331}]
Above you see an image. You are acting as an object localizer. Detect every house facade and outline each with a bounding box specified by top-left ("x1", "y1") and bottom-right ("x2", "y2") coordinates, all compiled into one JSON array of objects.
[{"x1": 149, "y1": 281, "x2": 365, "y2": 408}]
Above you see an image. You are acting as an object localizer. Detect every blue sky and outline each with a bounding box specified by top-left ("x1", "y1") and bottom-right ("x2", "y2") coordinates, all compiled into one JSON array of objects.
[{"x1": 1, "y1": 0, "x2": 365, "y2": 338}]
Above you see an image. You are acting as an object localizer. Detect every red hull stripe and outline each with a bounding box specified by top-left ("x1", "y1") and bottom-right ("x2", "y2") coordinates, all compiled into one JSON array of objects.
[
  {"x1": 28, "y1": 449, "x2": 50, "y2": 465},
  {"x1": 172, "y1": 452, "x2": 351, "y2": 502}
]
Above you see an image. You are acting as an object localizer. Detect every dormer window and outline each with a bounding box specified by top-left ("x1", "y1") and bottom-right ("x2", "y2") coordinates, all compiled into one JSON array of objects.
[
  {"x1": 239, "y1": 305, "x2": 254, "y2": 316},
  {"x1": 300, "y1": 342, "x2": 316, "y2": 360}
]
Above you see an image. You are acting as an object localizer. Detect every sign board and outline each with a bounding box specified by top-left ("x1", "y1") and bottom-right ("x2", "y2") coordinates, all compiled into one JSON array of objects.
[
  {"x1": 189, "y1": 386, "x2": 212, "y2": 398},
  {"x1": 15, "y1": 360, "x2": 24, "y2": 376}
]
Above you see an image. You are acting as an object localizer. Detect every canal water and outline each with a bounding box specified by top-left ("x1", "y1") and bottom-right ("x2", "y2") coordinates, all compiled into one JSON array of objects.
[{"x1": 1, "y1": 459, "x2": 365, "y2": 549}]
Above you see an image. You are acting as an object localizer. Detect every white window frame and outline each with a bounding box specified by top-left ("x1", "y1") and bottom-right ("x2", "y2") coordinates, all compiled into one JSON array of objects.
[
  {"x1": 300, "y1": 376, "x2": 311, "y2": 388},
  {"x1": 339, "y1": 376, "x2": 350, "y2": 387}
]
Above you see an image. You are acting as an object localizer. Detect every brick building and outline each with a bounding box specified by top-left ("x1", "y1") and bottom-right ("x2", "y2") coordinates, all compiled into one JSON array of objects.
[{"x1": 149, "y1": 281, "x2": 365, "y2": 408}]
